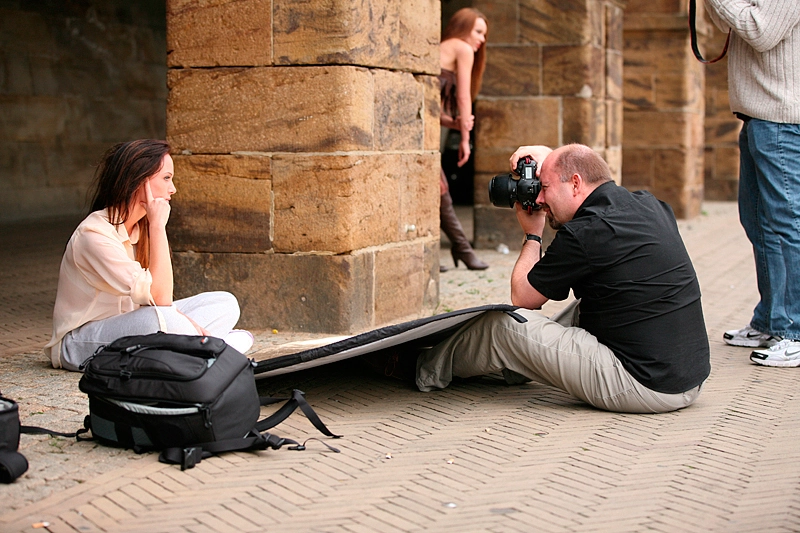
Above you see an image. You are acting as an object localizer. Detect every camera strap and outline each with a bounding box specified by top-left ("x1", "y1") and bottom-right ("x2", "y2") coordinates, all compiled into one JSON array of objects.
[{"x1": 689, "y1": 0, "x2": 730, "y2": 64}]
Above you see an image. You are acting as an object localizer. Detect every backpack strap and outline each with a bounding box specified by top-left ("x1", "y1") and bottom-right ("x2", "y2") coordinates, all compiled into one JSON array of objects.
[
  {"x1": 256, "y1": 389, "x2": 342, "y2": 439},
  {"x1": 159, "y1": 431, "x2": 293, "y2": 470},
  {"x1": 158, "y1": 390, "x2": 342, "y2": 470},
  {"x1": 19, "y1": 426, "x2": 79, "y2": 438}
]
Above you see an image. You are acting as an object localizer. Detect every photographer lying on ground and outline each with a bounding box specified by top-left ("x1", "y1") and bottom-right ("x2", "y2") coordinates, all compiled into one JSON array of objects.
[{"x1": 373, "y1": 143, "x2": 711, "y2": 413}]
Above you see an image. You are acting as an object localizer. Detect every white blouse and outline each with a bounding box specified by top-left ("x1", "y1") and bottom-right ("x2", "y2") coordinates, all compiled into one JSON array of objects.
[{"x1": 45, "y1": 209, "x2": 153, "y2": 368}]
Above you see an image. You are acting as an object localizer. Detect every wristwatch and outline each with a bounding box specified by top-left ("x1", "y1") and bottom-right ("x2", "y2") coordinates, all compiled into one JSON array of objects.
[{"x1": 524, "y1": 234, "x2": 542, "y2": 260}]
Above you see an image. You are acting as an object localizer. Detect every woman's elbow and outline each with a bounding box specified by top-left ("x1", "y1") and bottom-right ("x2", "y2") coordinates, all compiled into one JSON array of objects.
[{"x1": 149, "y1": 291, "x2": 173, "y2": 307}]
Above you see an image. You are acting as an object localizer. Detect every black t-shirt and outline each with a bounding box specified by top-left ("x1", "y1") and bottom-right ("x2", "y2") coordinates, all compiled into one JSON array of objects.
[{"x1": 528, "y1": 182, "x2": 710, "y2": 394}]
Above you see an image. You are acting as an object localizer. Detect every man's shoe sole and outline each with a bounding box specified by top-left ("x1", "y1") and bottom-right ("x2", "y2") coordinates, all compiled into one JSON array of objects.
[
  {"x1": 725, "y1": 338, "x2": 768, "y2": 348},
  {"x1": 750, "y1": 353, "x2": 800, "y2": 367}
]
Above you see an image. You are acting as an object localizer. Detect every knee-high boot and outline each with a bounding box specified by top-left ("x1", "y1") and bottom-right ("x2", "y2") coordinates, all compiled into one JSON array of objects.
[{"x1": 440, "y1": 192, "x2": 488, "y2": 270}]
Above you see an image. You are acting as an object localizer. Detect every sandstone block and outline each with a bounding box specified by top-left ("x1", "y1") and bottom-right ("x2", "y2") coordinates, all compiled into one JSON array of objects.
[
  {"x1": 625, "y1": 0, "x2": 684, "y2": 15},
  {"x1": 417, "y1": 74, "x2": 441, "y2": 152},
  {"x1": 168, "y1": 154, "x2": 272, "y2": 253},
  {"x1": 474, "y1": 172, "x2": 493, "y2": 207},
  {"x1": 705, "y1": 87, "x2": 731, "y2": 116},
  {"x1": 653, "y1": 148, "x2": 691, "y2": 191},
  {"x1": 481, "y1": 45, "x2": 542, "y2": 98},
  {"x1": 423, "y1": 239, "x2": 440, "y2": 306},
  {"x1": 473, "y1": 1, "x2": 518, "y2": 44},
  {"x1": 373, "y1": 70, "x2": 424, "y2": 151},
  {"x1": 473, "y1": 205, "x2": 522, "y2": 250},
  {"x1": 622, "y1": 148, "x2": 654, "y2": 188},
  {"x1": 173, "y1": 251, "x2": 373, "y2": 332},
  {"x1": 704, "y1": 177, "x2": 738, "y2": 202},
  {"x1": 604, "y1": 145, "x2": 622, "y2": 184},
  {"x1": 543, "y1": 44, "x2": 605, "y2": 98},
  {"x1": 271, "y1": 153, "x2": 439, "y2": 254},
  {"x1": 562, "y1": 97, "x2": 605, "y2": 147},
  {"x1": 167, "y1": 0, "x2": 272, "y2": 67},
  {"x1": 704, "y1": 145, "x2": 739, "y2": 201},
  {"x1": 474, "y1": 98, "x2": 561, "y2": 174},
  {"x1": 606, "y1": 3, "x2": 624, "y2": 52},
  {"x1": 623, "y1": 71, "x2": 656, "y2": 110},
  {"x1": 606, "y1": 49, "x2": 623, "y2": 101},
  {"x1": 713, "y1": 145, "x2": 740, "y2": 181},
  {"x1": 623, "y1": 110, "x2": 692, "y2": 147},
  {"x1": 606, "y1": 99, "x2": 623, "y2": 147},
  {"x1": 654, "y1": 73, "x2": 701, "y2": 110},
  {"x1": 623, "y1": 31, "x2": 692, "y2": 75},
  {"x1": 374, "y1": 243, "x2": 427, "y2": 325},
  {"x1": 519, "y1": 0, "x2": 596, "y2": 46},
  {"x1": 273, "y1": 0, "x2": 439, "y2": 74},
  {"x1": 167, "y1": 66, "x2": 374, "y2": 153},
  {"x1": 705, "y1": 116, "x2": 741, "y2": 144}
]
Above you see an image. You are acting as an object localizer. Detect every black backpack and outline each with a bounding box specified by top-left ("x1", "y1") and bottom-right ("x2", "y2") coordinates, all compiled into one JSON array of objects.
[{"x1": 78, "y1": 332, "x2": 341, "y2": 470}]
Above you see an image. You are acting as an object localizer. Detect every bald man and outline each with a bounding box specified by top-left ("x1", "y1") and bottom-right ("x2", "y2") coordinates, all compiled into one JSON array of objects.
[{"x1": 416, "y1": 144, "x2": 710, "y2": 413}]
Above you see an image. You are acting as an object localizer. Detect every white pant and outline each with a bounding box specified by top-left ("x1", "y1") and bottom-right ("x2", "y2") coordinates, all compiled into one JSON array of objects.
[
  {"x1": 416, "y1": 301, "x2": 703, "y2": 414},
  {"x1": 60, "y1": 291, "x2": 240, "y2": 371}
]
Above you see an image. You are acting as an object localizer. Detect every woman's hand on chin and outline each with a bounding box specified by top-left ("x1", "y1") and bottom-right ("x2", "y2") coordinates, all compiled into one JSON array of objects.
[{"x1": 143, "y1": 179, "x2": 171, "y2": 229}]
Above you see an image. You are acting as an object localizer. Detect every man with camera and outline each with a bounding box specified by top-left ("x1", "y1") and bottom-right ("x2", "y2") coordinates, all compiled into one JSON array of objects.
[{"x1": 414, "y1": 143, "x2": 711, "y2": 413}]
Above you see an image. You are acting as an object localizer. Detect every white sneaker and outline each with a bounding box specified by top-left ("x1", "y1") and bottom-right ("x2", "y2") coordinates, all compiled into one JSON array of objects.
[
  {"x1": 723, "y1": 325, "x2": 781, "y2": 348},
  {"x1": 224, "y1": 329, "x2": 254, "y2": 354},
  {"x1": 750, "y1": 339, "x2": 800, "y2": 367}
]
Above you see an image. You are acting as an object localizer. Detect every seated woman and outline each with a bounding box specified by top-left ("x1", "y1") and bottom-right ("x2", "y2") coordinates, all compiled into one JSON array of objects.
[{"x1": 44, "y1": 139, "x2": 253, "y2": 371}]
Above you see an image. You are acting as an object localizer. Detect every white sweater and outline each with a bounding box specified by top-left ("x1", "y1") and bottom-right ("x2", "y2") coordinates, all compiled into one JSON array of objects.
[{"x1": 705, "y1": 0, "x2": 800, "y2": 124}]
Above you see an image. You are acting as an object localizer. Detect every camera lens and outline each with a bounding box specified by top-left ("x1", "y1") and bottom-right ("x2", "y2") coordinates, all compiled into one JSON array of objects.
[{"x1": 488, "y1": 173, "x2": 518, "y2": 208}]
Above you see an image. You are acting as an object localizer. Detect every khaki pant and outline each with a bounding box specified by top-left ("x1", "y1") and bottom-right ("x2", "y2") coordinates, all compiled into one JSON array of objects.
[{"x1": 416, "y1": 301, "x2": 703, "y2": 413}]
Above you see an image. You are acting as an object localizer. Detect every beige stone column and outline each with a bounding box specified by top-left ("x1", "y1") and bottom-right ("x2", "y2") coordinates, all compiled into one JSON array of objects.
[
  {"x1": 165, "y1": 0, "x2": 441, "y2": 333},
  {"x1": 701, "y1": 9, "x2": 740, "y2": 201},
  {"x1": 622, "y1": 1, "x2": 705, "y2": 218},
  {"x1": 472, "y1": 0, "x2": 625, "y2": 250}
]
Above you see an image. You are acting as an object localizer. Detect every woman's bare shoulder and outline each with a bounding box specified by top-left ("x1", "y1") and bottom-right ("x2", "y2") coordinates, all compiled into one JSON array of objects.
[{"x1": 440, "y1": 38, "x2": 471, "y2": 69}]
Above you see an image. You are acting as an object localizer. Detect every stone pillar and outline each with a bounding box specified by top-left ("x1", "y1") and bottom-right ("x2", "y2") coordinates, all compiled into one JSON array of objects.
[
  {"x1": 701, "y1": 9, "x2": 740, "y2": 201},
  {"x1": 165, "y1": 0, "x2": 441, "y2": 333},
  {"x1": 472, "y1": 0, "x2": 625, "y2": 250},
  {"x1": 622, "y1": 1, "x2": 705, "y2": 218}
]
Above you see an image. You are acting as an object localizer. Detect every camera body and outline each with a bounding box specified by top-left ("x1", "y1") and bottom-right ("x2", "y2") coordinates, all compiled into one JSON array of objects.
[{"x1": 488, "y1": 156, "x2": 542, "y2": 211}]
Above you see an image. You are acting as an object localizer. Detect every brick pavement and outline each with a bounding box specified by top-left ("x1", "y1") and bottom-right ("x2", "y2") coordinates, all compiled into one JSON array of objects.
[{"x1": 2, "y1": 202, "x2": 800, "y2": 532}]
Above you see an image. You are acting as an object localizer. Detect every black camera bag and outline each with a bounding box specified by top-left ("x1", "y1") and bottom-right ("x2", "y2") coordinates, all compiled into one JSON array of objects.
[
  {"x1": 78, "y1": 332, "x2": 340, "y2": 469},
  {"x1": 1, "y1": 395, "x2": 76, "y2": 483},
  {"x1": 0, "y1": 396, "x2": 28, "y2": 483}
]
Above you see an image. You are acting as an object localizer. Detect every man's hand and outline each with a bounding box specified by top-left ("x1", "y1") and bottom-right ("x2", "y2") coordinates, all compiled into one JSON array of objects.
[
  {"x1": 515, "y1": 202, "x2": 546, "y2": 236},
  {"x1": 509, "y1": 145, "x2": 553, "y2": 175}
]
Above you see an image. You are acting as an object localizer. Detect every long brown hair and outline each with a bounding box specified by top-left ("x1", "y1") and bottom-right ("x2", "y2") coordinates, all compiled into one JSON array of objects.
[
  {"x1": 89, "y1": 139, "x2": 171, "y2": 269},
  {"x1": 442, "y1": 7, "x2": 489, "y2": 100}
]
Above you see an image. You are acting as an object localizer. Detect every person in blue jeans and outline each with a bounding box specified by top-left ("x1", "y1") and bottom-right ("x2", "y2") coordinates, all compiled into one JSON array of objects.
[{"x1": 705, "y1": 0, "x2": 800, "y2": 366}]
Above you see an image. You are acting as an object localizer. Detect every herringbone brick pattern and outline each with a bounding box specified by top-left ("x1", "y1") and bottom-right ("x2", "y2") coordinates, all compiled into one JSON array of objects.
[{"x1": 2, "y1": 203, "x2": 799, "y2": 532}]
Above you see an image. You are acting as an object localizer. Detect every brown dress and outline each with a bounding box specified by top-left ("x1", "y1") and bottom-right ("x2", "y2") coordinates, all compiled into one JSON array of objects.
[{"x1": 439, "y1": 68, "x2": 458, "y2": 120}]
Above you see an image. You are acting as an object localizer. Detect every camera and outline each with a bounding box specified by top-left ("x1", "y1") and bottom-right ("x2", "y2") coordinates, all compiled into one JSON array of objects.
[{"x1": 488, "y1": 156, "x2": 542, "y2": 211}]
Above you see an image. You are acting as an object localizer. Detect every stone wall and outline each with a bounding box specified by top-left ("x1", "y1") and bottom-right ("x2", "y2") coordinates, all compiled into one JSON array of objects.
[
  {"x1": 622, "y1": 0, "x2": 706, "y2": 219},
  {"x1": 0, "y1": 0, "x2": 166, "y2": 222},
  {"x1": 472, "y1": 0, "x2": 625, "y2": 250},
  {"x1": 166, "y1": 0, "x2": 442, "y2": 332},
  {"x1": 701, "y1": 10, "x2": 740, "y2": 201}
]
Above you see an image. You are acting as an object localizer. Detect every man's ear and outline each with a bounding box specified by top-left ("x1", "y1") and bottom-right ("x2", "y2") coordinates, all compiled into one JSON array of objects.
[{"x1": 570, "y1": 173, "x2": 582, "y2": 195}]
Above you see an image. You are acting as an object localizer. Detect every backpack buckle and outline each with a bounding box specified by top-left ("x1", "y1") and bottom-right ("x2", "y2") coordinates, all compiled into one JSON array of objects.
[{"x1": 181, "y1": 446, "x2": 201, "y2": 471}]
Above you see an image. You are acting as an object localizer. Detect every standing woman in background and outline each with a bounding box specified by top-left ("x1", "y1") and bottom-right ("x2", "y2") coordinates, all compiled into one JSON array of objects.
[
  {"x1": 45, "y1": 140, "x2": 253, "y2": 371},
  {"x1": 438, "y1": 7, "x2": 489, "y2": 271}
]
